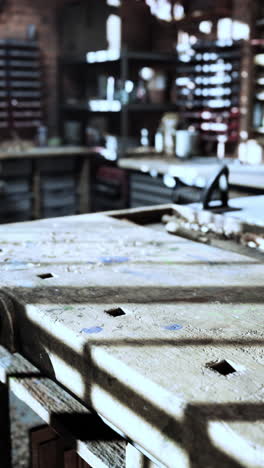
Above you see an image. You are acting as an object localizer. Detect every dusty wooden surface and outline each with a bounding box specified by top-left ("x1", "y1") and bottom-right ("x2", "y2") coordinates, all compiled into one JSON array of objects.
[
  {"x1": 0, "y1": 210, "x2": 263, "y2": 467},
  {"x1": 109, "y1": 198, "x2": 264, "y2": 231},
  {"x1": 0, "y1": 146, "x2": 99, "y2": 161},
  {"x1": 118, "y1": 155, "x2": 264, "y2": 190}
]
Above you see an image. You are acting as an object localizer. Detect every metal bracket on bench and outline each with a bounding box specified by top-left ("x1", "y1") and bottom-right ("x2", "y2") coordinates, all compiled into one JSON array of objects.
[
  {"x1": 201, "y1": 165, "x2": 229, "y2": 210},
  {"x1": 0, "y1": 292, "x2": 18, "y2": 353}
]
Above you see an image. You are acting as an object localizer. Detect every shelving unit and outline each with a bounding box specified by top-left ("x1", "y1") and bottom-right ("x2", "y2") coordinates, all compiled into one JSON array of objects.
[
  {"x1": 0, "y1": 39, "x2": 44, "y2": 139},
  {"x1": 59, "y1": 49, "x2": 178, "y2": 156},
  {"x1": 252, "y1": 40, "x2": 264, "y2": 137},
  {"x1": 172, "y1": 7, "x2": 232, "y2": 29},
  {"x1": 175, "y1": 39, "x2": 242, "y2": 154}
]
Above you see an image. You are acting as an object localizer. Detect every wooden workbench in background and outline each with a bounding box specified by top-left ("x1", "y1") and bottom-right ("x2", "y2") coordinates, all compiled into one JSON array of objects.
[
  {"x1": 0, "y1": 145, "x2": 111, "y2": 222},
  {"x1": 118, "y1": 155, "x2": 264, "y2": 193},
  {"x1": 0, "y1": 205, "x2": 263, "y2": 467}
]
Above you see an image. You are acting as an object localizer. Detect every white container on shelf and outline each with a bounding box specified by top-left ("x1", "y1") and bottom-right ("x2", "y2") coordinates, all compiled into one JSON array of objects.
[{"x1": 175, "y1": 130, "x2": 199, "y2": 158}]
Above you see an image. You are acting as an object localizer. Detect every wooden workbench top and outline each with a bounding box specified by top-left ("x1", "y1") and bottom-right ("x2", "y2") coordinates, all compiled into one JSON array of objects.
[
  {"x1": 0, "y1": 211, "x2": 263, "y2": 467},
  {"x1": 0, "y1": 145, "x2": 105, "y2": 160},
  {"x1": 118, "y1": 155, "x2": 264, "y2": 191}
]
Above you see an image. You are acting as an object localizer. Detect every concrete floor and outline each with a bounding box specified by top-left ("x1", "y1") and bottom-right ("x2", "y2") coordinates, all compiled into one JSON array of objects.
[{"x1": 10, "y1": 391, "x2": 42, "y2": 468}]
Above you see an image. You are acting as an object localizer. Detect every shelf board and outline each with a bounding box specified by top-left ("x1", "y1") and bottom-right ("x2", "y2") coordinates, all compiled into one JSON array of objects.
[
  {"x1": 252, "y1": 127, "x2": 264, "y2": 134},
  {"x1": 201, "y1": 134, "x2": 238, "y2": 142},
  {"x1": 173, "y1": 8, "x2": 232, "y2": 28},
  {"x1": 124, "y1": 102, "x2": 178, "y2": 112},
  {"x1": 256, "y1": 19, "x2": 264, "y2": 27},
  {"x1": 63, "y1": 103, "x2": 121, "y2": 113},
  {"x1": 60, "y1": 50, "x2": 178, "y2": 66},
  {"x1": 63, "y1": 102, "x2": 178, "y2": 113},
  {"x1": 122, "y1": 50, "x2": 178, "y2": 63}
]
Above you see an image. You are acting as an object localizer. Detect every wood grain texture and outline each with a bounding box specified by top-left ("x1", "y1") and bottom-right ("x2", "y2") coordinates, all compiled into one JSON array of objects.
[{"x1": 0, "y1": 210, "x2": 263, "y2": 467}]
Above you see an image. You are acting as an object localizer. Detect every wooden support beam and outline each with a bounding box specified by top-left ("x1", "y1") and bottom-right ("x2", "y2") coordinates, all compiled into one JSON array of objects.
[{"x1": 79, "y1": 158, "x2": 91, "y2": 214}]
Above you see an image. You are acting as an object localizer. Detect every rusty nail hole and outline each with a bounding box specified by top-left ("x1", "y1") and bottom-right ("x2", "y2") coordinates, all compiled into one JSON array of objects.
[
  {"x1": 206, "y1": 360, "x2": 236, "y2": 376},
  {"x1": 105, "y1": 307, "x2": 126, "y2": 317},
  {"x1": 37, "y1": 273, "x2": 54, "y2": 280}
]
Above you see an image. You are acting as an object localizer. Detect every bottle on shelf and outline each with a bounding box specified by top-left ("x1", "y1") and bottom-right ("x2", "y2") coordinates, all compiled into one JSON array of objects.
[
  {"x1": 140, "y1": 128, "x2": 149, "y2": 147},
  {"x1": 36, "y1": 125, "x2": 48, "y2": 147},
  {"x1": 135, "y1": 79, "x2": 148, "y2": 103},
  {"x1": 154, "y1": 125, "x2": 164, "y2": 153}
]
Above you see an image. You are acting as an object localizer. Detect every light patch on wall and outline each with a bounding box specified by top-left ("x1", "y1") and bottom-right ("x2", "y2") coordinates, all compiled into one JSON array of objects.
[
  {"x1": 107, "y1": 14, "x2": 121, "y2": 51},
  {"x1": 173, "y1": 2, "x2": 185, "y2": 21},
  {"x1": 217, "y1": 18, "x2": 250, "y2": 40},
  {"x1": 217, "y1": 18, "x2": 233, "y2": 40},
  {"x1": 199, "y1": 21, "x2": 213, "y2": 35},
  {"x1": 232, "y1": 20, "x2": 250, "y2": 40},
  {"x1": 146, "y1": 0, "x2": 172, "y2": 22},
  {"x1": 106, "y1": 0, "x2": 121, "y2": 6},
  {"x1": 139, "y1": 67, "x2": 155, "y2": 81}
]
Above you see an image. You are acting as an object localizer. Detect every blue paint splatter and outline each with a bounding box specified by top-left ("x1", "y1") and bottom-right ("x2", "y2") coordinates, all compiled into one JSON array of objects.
[
  {"x1": 186, "y1": 253, "x2": 209, "y2": 262},
  {"x1": 99, "y1": 256, "x2": 129, "y2": 264},
  {"x1": 10, "y1": 260, "x2": 27, "y2": 265},
  {"x1": 120, "y1": 268, "x2": 171, "y2": 282},
  {"x1": 121, "y1": 268, "x2": 147, "y2": 278},
  {"x1": 81, "y1": 326, "x2": 103, "y2": 334},
  {"x1": 164, "y1": 324, "x2": 183, "y2": 331}
]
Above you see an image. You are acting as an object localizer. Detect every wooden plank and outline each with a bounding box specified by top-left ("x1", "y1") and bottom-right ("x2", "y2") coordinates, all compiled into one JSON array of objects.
[
  {"x1": 64, "y1": 449, "x2": 91, "y2": 468},
  {"x1": 126, "y1": 444, "x2": 158, "y2": 468},
  {"x1": 0, "y1": 346, "x2": 126, "y2": 468},
  {"x1": 39, "y1": 438, "x2": 63, "y2": 468},
  {"x1": 30, "y1": 425, "x2": 64, "y2": 468},
  {"x1": 118, "y1": 156, "x2": 264, "y2": 190},
  {"x1": 64, "y1": 450, "x2": 79, "y2": 468},
  {"x1": 0, "y1": 146, "x2": 98, "y2": 161}
]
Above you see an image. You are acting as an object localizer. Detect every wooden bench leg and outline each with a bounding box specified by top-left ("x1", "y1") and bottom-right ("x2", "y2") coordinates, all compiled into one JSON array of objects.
[
  {"x1": 126, "y1": 443, "x2": 158, "y2": 468},
  {"x1": 64, "y1": 449, "x2": 91, "y2": 468},
  {"x1": 0, "y1": 382, "x2": 12, "y2": 468}
]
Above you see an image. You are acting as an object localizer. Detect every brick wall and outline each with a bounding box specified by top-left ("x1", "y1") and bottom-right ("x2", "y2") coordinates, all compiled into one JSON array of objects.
[{"x1": 0, "y1": 0, "x2": 68, "y2": 137}]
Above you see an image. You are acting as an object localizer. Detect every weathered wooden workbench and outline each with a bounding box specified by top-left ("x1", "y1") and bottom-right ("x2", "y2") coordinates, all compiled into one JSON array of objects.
[
  {"x1": 0, "y1": 145, "x2": 110, "y2": 220},
  {"x1": 118, "y1": 154, "x2": 264, "y2": 192},
  {"x1": 0, "y1": 202, "x2": 264, "y2": 467}
]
